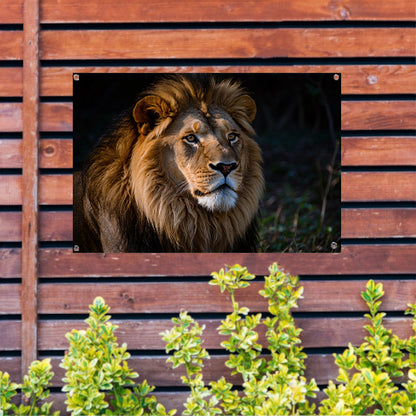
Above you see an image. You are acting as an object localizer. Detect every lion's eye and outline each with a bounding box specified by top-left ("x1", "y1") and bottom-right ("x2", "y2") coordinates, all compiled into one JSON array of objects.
[
  {"x1": 227, "y1": 132, "x2": 240, "y2": 143},
  {"x1": 183, "y1": 134, "x2": 199, "y2": 144}
]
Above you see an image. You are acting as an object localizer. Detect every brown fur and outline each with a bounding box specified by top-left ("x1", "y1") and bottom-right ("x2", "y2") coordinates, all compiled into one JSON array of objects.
[{"x1": 73, "y1": 75, "x2": 264, "y2": 252}]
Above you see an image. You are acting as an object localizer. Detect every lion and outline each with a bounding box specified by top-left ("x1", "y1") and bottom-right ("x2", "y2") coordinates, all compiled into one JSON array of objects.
[{"x1": 73, "y1": 75, "x2": 264, "y2": 252}]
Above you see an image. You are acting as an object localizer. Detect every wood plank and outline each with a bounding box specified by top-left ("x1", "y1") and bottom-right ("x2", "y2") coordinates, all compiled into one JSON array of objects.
[
  {"x1": 37, "y1": 317, "x2": 413, "y2": 351},
  {"x1": 0, "y1": 139, "x2": 73, "y2": 168},
  {"x1": 0, "y1": 321, "x2": 21, "y2": 350},
  {"x1": 0, "y1": 357, "x2": 22, "y2": 383},
  {"x1": 0, "y1": 103, "x2": 22, "y2": 132},
  {"x1": 0, "y1": 0, "x2": 23, "y2": 24},
  {"x1": 0, "y1": 68, "x2": 23, "y2": 97},
  {"x1": 0, "y1": 174, "x2": 72, "y2": 205},
  {"x1": 342, "y1": 100, "x2": 416, "y2": 130},
  {"x1": 37, "y1": 280, "x2": 416, "y2": 314},
  {"x1": 0, "y1": 31, "x2": 23, "y2": 60},
  {"x1": 0, "y1": 211, "x2": 72, "y2": 242},
  {"x1": 342, "y1": 172, "x2": 416, "y2": 202},
  {"x1": 39, "y1": 103, "x2": 72, "y2": 132},
  {"x1": 37, "y1": 245, "x2": 416, "y2": 277},
  {"x1": 0, "y1": 284, "x2": 21, "y2": 314},
  {"x1": 2, "y1": 245, "x2": 415, "y2": 278},
  {"x1": 342, "y1": 137, "x2": 416, "y2": 166},
  {"x1": 21, "y1": 0, "x2": 40, "y2": 375},
  {"x1": 39, "y1": 0, "x2": 416, "y2": 23},
  {"x1": 38, "y1": 65, "x2": 416, "y2": 96},
  {"x1": 39, "y1": 28, "x2": 415, "y2": 60},
  {"x1": 342, "y1": 208, "x2": 416, "y2": 238}
]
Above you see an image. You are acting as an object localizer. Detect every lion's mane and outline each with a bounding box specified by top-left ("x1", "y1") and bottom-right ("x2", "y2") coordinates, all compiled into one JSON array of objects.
[{"x1": 73, "y1": 75, "x2": 264, "y2": 252}]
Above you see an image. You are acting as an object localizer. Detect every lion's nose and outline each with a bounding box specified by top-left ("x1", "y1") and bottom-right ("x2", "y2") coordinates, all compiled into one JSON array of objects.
[{"x1": 209, "y1": 162, "x2": 238, "y2": 177}]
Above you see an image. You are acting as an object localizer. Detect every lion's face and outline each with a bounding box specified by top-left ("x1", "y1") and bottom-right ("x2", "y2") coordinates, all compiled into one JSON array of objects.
[
  {"x1": 128, "y1": 75, "x2": 264, "y2": 251},
  {"x1": 160, "y1": 106, "x2": 248, "y2": 211}
]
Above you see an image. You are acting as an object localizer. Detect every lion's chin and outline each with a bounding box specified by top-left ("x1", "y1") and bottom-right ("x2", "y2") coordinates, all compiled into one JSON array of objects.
[{"x1": 195, "y1": 186, "x2": 238, "y2": 212}]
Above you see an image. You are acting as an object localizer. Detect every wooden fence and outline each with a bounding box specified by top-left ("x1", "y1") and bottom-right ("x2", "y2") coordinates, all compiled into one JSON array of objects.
[{"x1": 0, "y1": 0, "x2": 415, "y2": 413}]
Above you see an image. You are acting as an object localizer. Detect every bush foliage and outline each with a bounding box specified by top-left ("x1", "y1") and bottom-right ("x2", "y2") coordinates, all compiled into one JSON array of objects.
[{"x1": 0, "y1": 264, "x2": 414, "y2": 415}]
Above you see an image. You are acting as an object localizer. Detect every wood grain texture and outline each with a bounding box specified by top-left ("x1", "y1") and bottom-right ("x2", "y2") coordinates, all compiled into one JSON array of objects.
[
  {"x1": 0, "y1": 68, "x2": 23, "y2": 96},
  {"x1": 342, "y1": 137, "x2": 416, "y2": 166},
  {"x1": 0, "y1": 31, "x2": 23, "y2": 60},
  {"x1": 342, "y1": 101, "x2": 416, "y2": 130},
  {"x1": 38, "y1": 0, "x2": 416, "y2": 23},
  {"x1": 0, "y1": 284, "x2": 21, "y2": 314},
  {"x1": 342, "y1": 172, "x2": 416, "y2": 202},
  {"x1": 35, "y1": 65, "x2": 416, "y2": 96},
  {"x1": 36, "y1": 317, "x2": 413, "y2": 351},
  {"x1": 0, "y1": 321, "x2": 20, "y2": 350},
  {"x1": 0, "y1": 175, "x2": 72, "y2": 205},
  {"x1": 39, "y1": 28, "x2": 415, "y2": 60},
  {"x1": 36, "y1": 245, "x2": 416, "y2": 277},
  {"x1": 4, "y1": 0, "x2": 415, "y2": 23},
  {"x1": 0, "y1": 211, "x2": 72, "y2": 242},
  {"x1": 342, "y1": 209, "x2": 416, "y2": 238},
  {"x1": 21, "y1": 0, "x2": 40, "y2": 374},
  {"x1": 37, "y1": 280, "x2": 416, "y2": 314},
  {"x1": 1, "y1": 246, "x2": 414, "y2": 278},
  {"x1": 0, "y1": 139, "x2": 73, "y2": 169},
  {"x1": 0, "y1": 103, "x2": 22, "y2": 132}
]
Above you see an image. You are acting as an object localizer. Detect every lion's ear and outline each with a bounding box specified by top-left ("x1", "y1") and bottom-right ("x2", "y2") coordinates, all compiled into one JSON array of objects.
[
  {"x1": 133, "y1": 95, "x2": 172, "y2": 135},
  {"x1": 238, "y1": 95, "x2": 257, "y2": 123}
]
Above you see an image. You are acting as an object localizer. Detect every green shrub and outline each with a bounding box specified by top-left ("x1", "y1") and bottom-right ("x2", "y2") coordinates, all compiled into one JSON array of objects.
[
  {"x1": 162, "y1": 264, "x2": 415, "y2": 416},
  {"x1": 0, "y1": 358, "x2": 58, "y2": 416},
  {"x1": 60, "y1": 296, "x2": 174, "y2": 416},
  {"x1": 0, "y1": 264, "x2": 414, "y2": 416}
]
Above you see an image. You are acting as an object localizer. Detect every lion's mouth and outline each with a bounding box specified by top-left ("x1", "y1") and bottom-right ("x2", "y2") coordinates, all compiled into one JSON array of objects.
[{"x1": 194, "y1": 184, "x2": 232, "y2": 197}]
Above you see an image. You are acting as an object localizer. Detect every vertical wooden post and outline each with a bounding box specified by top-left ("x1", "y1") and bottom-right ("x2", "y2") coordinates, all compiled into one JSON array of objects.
[{"x1": 21, "y1": 0, "x2": 40, "y2": 376}]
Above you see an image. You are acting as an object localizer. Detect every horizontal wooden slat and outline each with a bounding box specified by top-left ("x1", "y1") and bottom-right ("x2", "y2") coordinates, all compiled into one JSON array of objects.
[
  {"x1": 0, "y1": 284, "x2": 21, "y2": 314},
  {"x1": 342, "y1": 172, "x2": 416, "y2": 202},
  {"x1": 3, "y1": 171, "x2": 414, "y2": 206},
  {"x1": 38, "y1": 65, "x2": 416, "y2": 96},
  {"x1": 3, "y1": 101, "x2": 413, "y2": 133},
  {"x1": 342, "y1": 100, "x2": 416, "y2": 130},
  {"x1": 37, "y1": 280, "x2": 416, "y2": 314},
  {"x1": 342, "y1": 208, "x2": 416, "y2": 238},
  {"x1": 1, "y1": 65, "x2": 414, "y2": 97},
  {"x1": 36, "y1": 317, "x2": 413, "y2": 351},
  {"x1": 1, "y1": 246, "x2": 415, "y2": 279},
  {"x1": 39, "y1": 28, "x2": 415, "y2": 60},
  {"x1": 0, "y1": 211, "x2": 72, "y2": 242},
  {"x1": 0, "y1": 103, "x2": 22, "y2": 132},
  {"x1": 0, "y1": 175, "x2": 72, "y2": 205},
  {"x1": 0, "y1": 321, "x2": 20, "y2": 350},
  {"x1": 2, "y1": 245, "x2": 413, "y2": 277},
  {"x1": 3, "y1": 208, "x2": 416, "y2": 243},
  {"x1": 0, "y1": 68, "x2": 23, "y2": 97},
  {"x1": 38, "y1": 0, "x2": 416, "y2": 23},
  {"x1": 342, "y1": 137, "x2": 416, "y2": 166},
  {"x1": 0, "y1": 0, "x2": 23, "y2": 24},
  {"x1": 3, "y1": 0, "x2": 415, "y2": 24},
  {"x1": 0, "y1": 31, "x2": 22, "y2": 60},
  {"x1": 0, "y1": 139, "x2": 73, "y2": 168}
]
